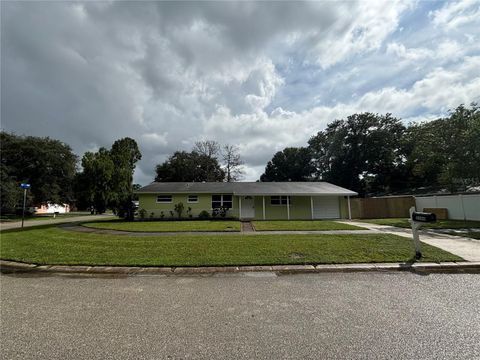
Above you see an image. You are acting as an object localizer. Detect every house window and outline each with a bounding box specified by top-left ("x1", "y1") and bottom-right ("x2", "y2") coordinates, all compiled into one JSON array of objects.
[
  {"x1": 270, "y1": 196, "x2": 290, "y2": 205},
  {"x1": 156, "y1": 195, "x2": 172, "y2": 203},
  {"x1": 187, "y1": 195, "x2": 198, "y2": 203},
  {"x1": 212, "y1": 194, "x2": 232, "y2": 209}
]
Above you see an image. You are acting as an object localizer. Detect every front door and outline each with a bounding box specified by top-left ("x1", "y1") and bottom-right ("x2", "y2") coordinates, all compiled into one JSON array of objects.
[{"x1": 241, "y1": 196, "x2": 255, "y2": 219}]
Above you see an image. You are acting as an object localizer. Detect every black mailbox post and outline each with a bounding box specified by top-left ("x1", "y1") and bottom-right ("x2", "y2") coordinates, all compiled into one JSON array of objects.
[{"x1": 409, "y1": 208, "x2": 437, "y2": 259}]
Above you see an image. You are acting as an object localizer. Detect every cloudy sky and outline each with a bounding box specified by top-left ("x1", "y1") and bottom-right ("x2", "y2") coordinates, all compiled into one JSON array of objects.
[{"x1": 2, "y1": 0, "x2": 479, "y2": 185}]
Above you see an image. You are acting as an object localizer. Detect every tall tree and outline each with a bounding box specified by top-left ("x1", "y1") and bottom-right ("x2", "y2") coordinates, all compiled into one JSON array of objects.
[
  {"x1": 0, "y1": 132, "x2": 77, "y2": 210},
  {"x1": 308, "y1": 113, "x2": 406, "y2": 195},
  {"x1": 77, "y1": 148, "x2": 115, "y2": 214},
  {"x1": 193, "y1": 140, "x2": 221, "y2": 180},
  {"x1": 405, "y1": 103, "x2": 480, "y2": 191},
  {"x1": 222, "y1": 144, "x2": 244, "y2": 182},
  {"x1": 109, "y1": 137, "x2": 142, "y2": 218},
  {"x1": 193, "y1": 140, "x2": 220, "y2": 159},
  {"x1": 260, "y1": 147, "x2": 314, "y2": 182},
  {"x1": 155, "y1": 151, "x2": 225, "y2": 182},
  {"x1": 75, "y1": 138, "x2": 141, "y2": 217},
  {"x1": 0, "y1": 164, "x2": 23, "y2": 213}
]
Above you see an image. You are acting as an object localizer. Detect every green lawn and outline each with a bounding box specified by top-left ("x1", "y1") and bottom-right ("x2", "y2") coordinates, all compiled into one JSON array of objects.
[
  {"x1": 359, "y1": 218, "x2": 480, "y2": 229},
  {"x1": 0, "y1": 226, "x2": 461, "y2": 266},
  {"x1": 252, "y1": 220, "x2": 365, "y2": 231},
  {"x1": 83, "y1": 220, "x2": 241, "y2": 232}
]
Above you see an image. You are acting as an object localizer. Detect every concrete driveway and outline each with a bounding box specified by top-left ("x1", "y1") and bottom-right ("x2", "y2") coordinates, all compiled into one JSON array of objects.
[{"x1": 338, "y1": 220, "x2": 480, "y2": 261}]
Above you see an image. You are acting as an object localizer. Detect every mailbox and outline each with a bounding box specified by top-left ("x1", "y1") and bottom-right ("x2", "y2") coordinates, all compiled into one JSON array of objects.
[{"x1": 412, "y1": 211, "x2": 436, "y2": 223}]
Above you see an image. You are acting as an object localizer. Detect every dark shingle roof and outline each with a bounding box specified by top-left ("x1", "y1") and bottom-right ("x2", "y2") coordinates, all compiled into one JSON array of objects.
[{"x1": 136, "y1": 182, "x2": 357, "y2": 196}]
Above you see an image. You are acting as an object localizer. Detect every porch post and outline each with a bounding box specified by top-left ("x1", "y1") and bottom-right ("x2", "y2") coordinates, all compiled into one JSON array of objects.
[
  {"x1": 239, "y1": 196, "x2": 242, "y2": 220},
  {"x1": 262, "y1": 196, "x2": 266, "y2": 220},
  {"x1": 287, "y1": 195, "x2": 290, "y2": 220},
  {"x1": 310, "y1": 196, "x2": 314, "y2": 220},
  {"x1": 347, "y1": 196, "x2": 352, "y2": 220}
]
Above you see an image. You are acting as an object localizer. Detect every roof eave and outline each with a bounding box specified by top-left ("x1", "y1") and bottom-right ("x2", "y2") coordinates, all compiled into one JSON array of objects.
[
  {"x1": 234, "y1": 192, "x2": 358, "y2": 196},
  {"x1": 136, "y1": 191, "x2": 358, "y2": 196}
]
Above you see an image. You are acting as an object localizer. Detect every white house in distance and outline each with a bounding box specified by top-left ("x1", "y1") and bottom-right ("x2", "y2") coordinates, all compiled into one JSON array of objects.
[{"x1": 35, "y1": 203, "x2": 71, "y2": 214}]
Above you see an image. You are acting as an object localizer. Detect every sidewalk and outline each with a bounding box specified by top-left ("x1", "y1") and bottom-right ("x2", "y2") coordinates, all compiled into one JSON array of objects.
[
  {"x1": 338, "y1": 220, "x2": 480, "y2": 262},
  {"x1": 0, "y1": 214, "x2": 115, "y2": 231}
]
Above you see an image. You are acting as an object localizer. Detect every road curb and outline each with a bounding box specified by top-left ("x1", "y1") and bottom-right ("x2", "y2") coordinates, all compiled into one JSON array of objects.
[{"x1": 1, "y1": 259, "x2": 479, "y2": 276}]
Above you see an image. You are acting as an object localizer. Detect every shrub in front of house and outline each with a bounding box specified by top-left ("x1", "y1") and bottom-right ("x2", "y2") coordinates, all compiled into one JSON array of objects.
[
  {"x1": 212, "y1": 207, "x2": 229, "y2": 219},
  {"x1": 174, "y1": 202, "x2": 184, "y2": 219},
  {"x1": 198, "y1": 210, "x2": 210, "y2": 219}
]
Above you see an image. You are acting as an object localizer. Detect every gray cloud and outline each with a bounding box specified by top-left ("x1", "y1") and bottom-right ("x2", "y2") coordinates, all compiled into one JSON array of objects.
[{"x1": 2, "y1": 1, "x2": 479, "y2": 185}]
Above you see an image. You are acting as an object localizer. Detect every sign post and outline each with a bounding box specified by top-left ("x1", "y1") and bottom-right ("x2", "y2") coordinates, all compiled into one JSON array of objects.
[
  {"x1": 20, "y1": 183, "x2": 31, "y2": 229},
  {"x1": 409, "y1": 206, "x2": 437, "y2": 259}
]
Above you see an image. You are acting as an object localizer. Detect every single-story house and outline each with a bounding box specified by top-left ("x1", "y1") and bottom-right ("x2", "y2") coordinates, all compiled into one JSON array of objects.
[{"x1": 136, "y1": 182, "x2": 357, "y2": 220}]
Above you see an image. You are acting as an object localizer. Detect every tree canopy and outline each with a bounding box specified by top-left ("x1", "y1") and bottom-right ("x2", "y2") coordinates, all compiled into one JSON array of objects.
[
  {"x1": 155, "y1": 140, "x2": 244, "y2": 182},
  {"x1": 109, "y1": 137, "x2": 142, "y2": 214},
  {"x1": 260, "y1": 147, "x2": 315, "y2": 182},
  {"x1": 75, "y1": 137, "x2": 141, "y2": 217},
  {"x1": 75, "y1": 148, "x2": 114, "y2": 214},
  {"x1": 260, "y1": 104, "x2": 479, "y2": 195},
  {"x1": 0, "y1": 132, "x2": 77, "y2": 211},
  {"x1": 222, "y1": 144, "x2": 244, "y2": 182},
  {"x1": 155, "y1": 151, "x2": 225, "y2": 182},
  {"x1": 405, "y1": 104, "x2": 480, "y2": 192},
  {"x1": 307, "y1": 113, "x2": 406, "y2": 194}
]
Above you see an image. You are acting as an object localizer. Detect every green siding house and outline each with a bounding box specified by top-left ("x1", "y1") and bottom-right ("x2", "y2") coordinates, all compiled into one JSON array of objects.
[{"x1": 136, "y1": 182, "x2": 357, "y2": 220}]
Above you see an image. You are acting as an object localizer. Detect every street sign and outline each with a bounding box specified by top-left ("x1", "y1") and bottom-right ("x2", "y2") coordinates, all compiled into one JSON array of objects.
[{"x1": 20, "y1": 183, "x2": 31, "y2": 189}]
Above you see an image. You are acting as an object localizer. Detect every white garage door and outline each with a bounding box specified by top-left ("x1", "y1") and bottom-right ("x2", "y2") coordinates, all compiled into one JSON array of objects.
[{"x1": 312, "y1": 196, "x2": 340, "y2": 219}]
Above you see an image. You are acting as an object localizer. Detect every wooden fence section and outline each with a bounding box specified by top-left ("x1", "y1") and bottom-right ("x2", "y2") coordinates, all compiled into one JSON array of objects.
[{"x1": 348, "y1": 196, "x2": 415, "y2": 219}]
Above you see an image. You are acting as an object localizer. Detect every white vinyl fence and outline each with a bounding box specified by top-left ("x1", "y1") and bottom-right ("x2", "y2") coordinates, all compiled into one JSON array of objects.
[{"x1": 415, "y1": 194, "x2": 480, "y2": 221}]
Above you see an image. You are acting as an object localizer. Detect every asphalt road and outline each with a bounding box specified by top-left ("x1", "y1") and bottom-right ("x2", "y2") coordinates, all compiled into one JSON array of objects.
[
  {"x1": 1, "y1": 272, "x2": 479, "y2": 360},
  {"x1": 0, "y1": 214, "x2": 114, "y2": 231}
]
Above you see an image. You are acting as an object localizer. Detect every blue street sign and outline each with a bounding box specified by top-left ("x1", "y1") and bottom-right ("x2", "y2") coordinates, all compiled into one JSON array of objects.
[{"x1": 20, "y1": 183, "x2": 31, "y2": 189}]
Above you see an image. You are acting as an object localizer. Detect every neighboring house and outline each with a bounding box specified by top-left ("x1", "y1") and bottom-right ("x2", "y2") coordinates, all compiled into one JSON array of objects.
[
  {"x1": 136, "y1": 182, "x2": 357, "y2": 220},
  {"x1": 35, "y1": 203, "x2": 70, "y2": 214}
]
